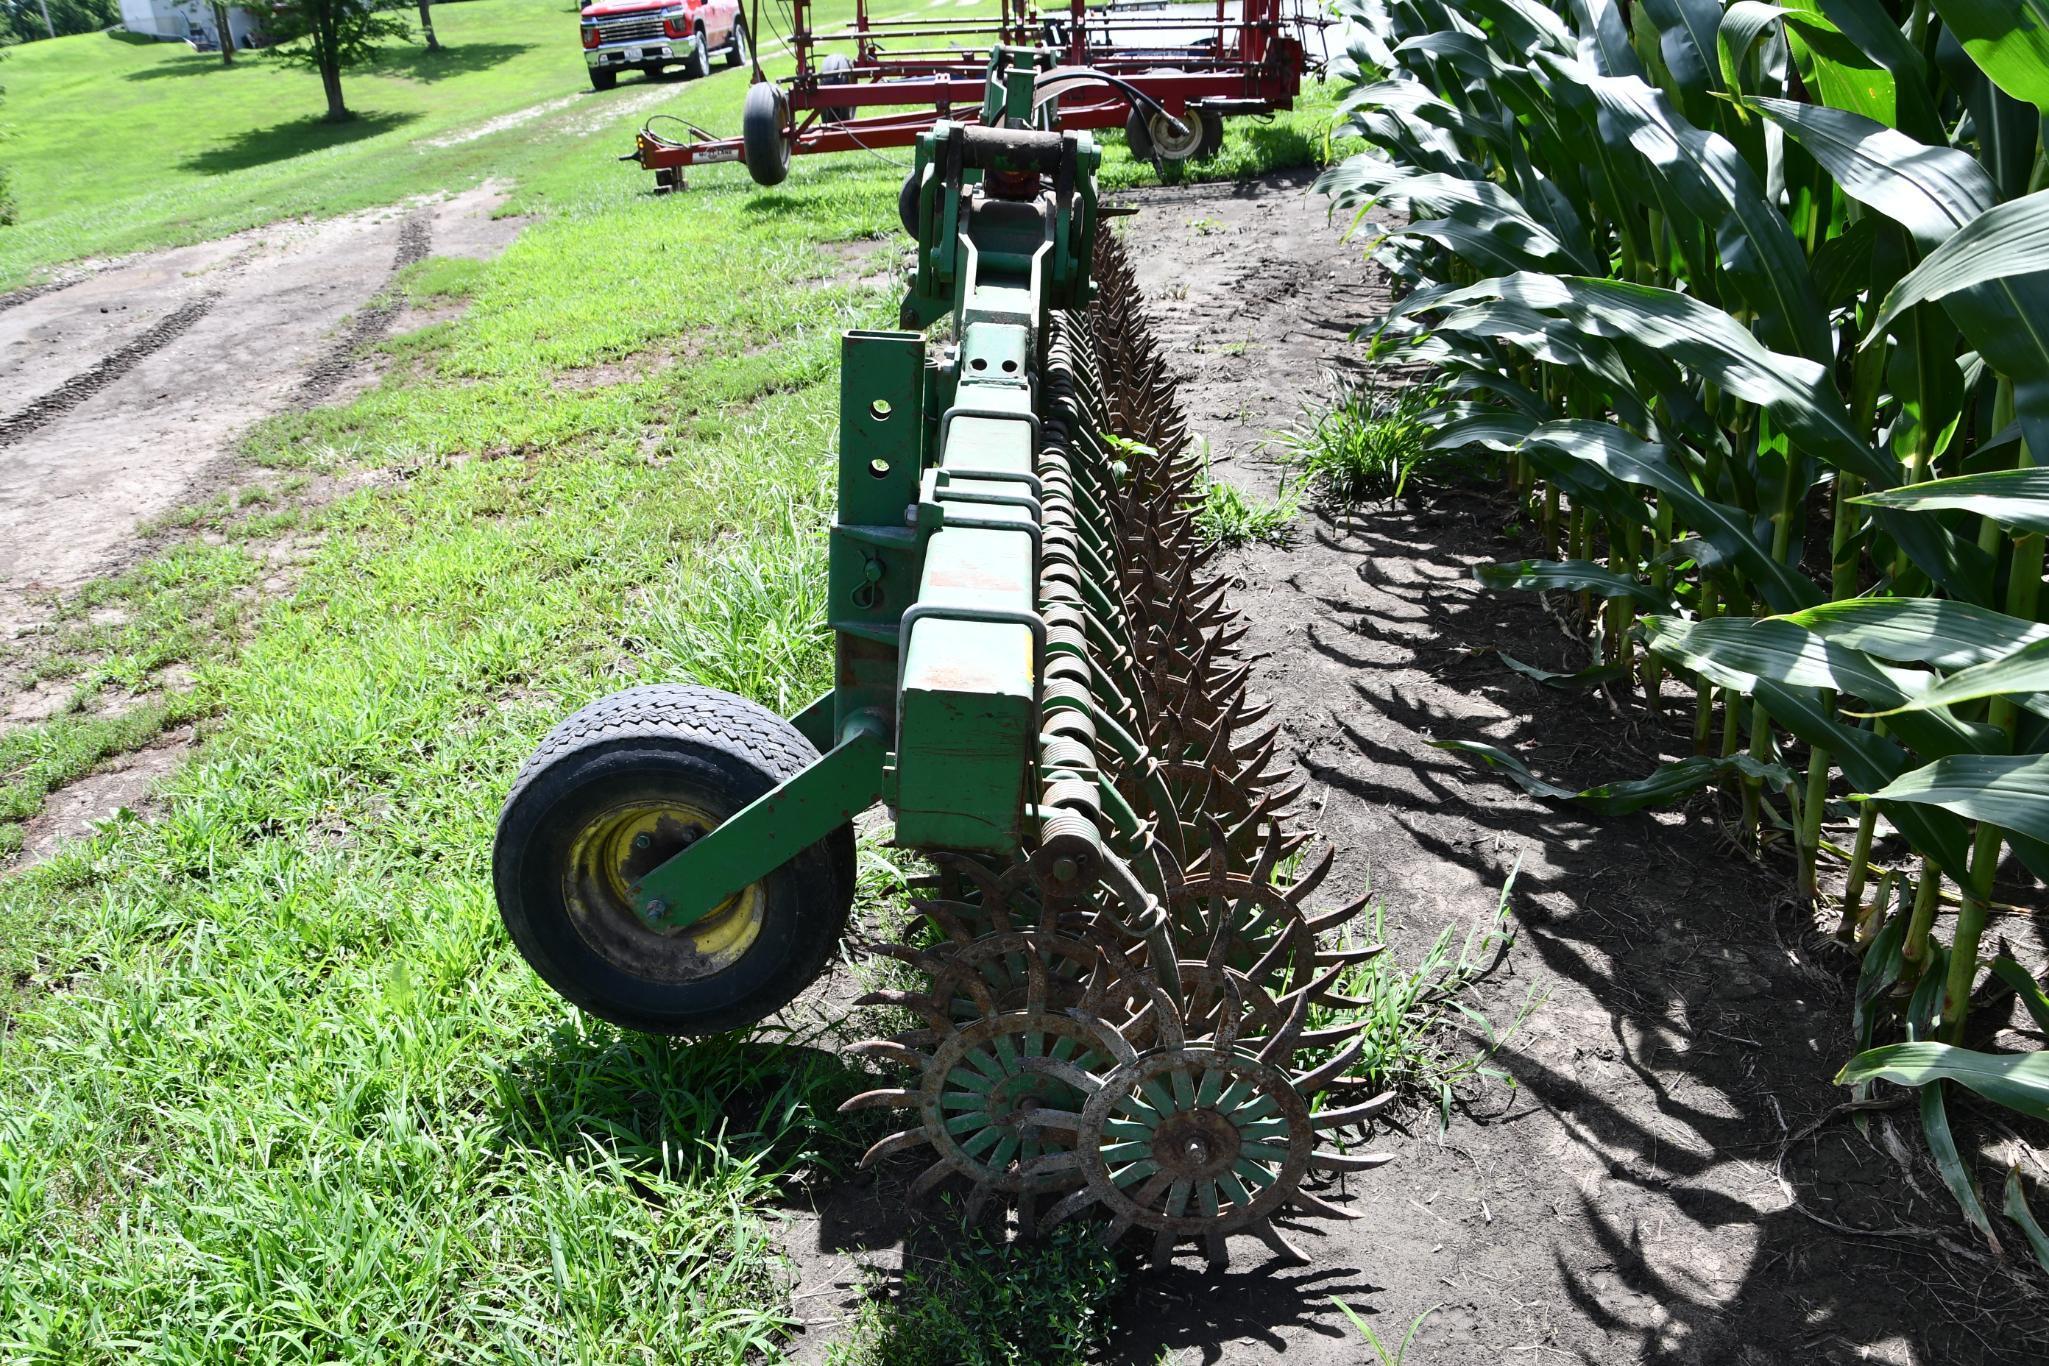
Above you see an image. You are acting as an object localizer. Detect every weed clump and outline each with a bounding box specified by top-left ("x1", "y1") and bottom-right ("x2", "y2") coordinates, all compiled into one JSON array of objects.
[
  {"x1": 1283, "y1": 383, "x2": 1439, "y2": 505},
  {"x1": 1194, "y1": 471, "x2": 1296, "y2": 549},
  {"x1": 828, "y1": 1224, "x2": 1123, "y2": 1366}
]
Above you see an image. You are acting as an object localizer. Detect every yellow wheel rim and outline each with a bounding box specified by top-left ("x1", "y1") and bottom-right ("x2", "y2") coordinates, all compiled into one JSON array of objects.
[{"x1": 562, "y1": 799, "x2": 764, "y2": 982}]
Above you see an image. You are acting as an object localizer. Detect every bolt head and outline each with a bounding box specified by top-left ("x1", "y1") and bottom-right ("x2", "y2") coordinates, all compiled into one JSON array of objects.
[
  {"x1": 645, "y1": 899, "x2": 668, "y2": 918},
  {"x1": 1052, "y1": 855, "x2": 1080, "y2": 882},
  {"x1": 633, "y1": 833, "x2": 653, "y2": 850}
]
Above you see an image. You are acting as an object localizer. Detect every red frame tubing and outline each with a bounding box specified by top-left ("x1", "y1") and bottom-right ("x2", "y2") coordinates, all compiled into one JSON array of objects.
[{"x1": 634, "y1": 0, "x2": 1309, "y2": 180}]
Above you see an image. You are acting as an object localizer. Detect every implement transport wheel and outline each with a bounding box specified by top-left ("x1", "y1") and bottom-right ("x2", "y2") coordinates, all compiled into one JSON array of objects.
[
  {"x1": 589, "y1": 66, "x2": 618, "y2": 92},
  {"x1": 726, "y1": 15, "x2": 750, "y2": 68},
  {"x1": 1125, "y1": 103, "x2": 1222, "y2": 163},
  {"x1": 820, "y1": 53, "x2": 855, "y2": 122},
  {"x1": 742, "y1": 81, "x2": 792, "y2": 186},
  {"x1": 494, "y1": 684, "x2": 854, "y2": 1035}
]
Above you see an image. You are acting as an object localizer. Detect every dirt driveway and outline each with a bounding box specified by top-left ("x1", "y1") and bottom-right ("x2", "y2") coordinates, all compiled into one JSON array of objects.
[{"x1": 0, "y1": 184, "x2": 524, "y2": 641}]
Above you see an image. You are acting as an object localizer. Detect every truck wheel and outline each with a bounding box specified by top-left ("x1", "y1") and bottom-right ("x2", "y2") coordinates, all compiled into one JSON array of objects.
[
  {"x1": 742, "y1": 80, "x2": 792, "y2": 187},
  {"x1": 589, "y1": 67, "x2": 618, "y2": 92},
  {"x1": 820, "y1": 52, "x2": 854, "y2": 122},
  {"x1": 682, "y1": 28, "x2": 712, "y2": 79},
  {"x1": 726, "y1": 15, "x2": 750, "y2": 68},
  {"x1": 494, "y1": 684, "x2": 855, "y2": 1036}
]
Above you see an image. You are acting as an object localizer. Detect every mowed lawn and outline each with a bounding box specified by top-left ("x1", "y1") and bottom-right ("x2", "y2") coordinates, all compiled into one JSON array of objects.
[
  {"x1": 0, "y1": 0, "x2": 996, "y2": 286},
  {"x1": 0, "y1": 8, "x2": 1334, "y2": 1358}
]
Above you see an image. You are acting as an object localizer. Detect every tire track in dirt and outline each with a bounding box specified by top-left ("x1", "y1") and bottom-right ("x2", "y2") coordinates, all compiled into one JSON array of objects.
[
  {"x1": 294, "y1": 208, "x2": 434, "y2": 405},
  {"x1": 0, "y1": 293, "x2": 220, "y2": 449}
]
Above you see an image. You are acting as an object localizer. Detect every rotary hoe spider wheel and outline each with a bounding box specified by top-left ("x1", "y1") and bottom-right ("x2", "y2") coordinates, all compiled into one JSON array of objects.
[{"x1": 842, "y1": 235, "x2": 1397, "y2": 1269}]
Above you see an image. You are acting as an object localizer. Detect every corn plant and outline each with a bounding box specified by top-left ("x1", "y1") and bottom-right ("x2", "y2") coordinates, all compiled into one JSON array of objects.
[{"x1": 1320, "y1": 0, "x2": 2049, "y2": 1259}]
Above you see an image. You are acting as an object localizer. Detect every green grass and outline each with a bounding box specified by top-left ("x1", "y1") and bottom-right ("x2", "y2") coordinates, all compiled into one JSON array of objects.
[
  {"x1": 825, "y1": 1225, "x2": 1124, "y2": 1366},
  {"x1": 1281, "y1": 382, "x2": 1442, "y2": 506},
  {"x1": 0, "y1": 19, "x2": 1341, "y2": 1356},
  {"x1": 0, "y1": 0, "x2": 1331, "y2": 290},
  {"x1": 1311, "y1": 860, "x2": 1537, "y2": 1130},
  {"x1": 1194, "y1": 469, "x2": 1296, "y2": 549}
]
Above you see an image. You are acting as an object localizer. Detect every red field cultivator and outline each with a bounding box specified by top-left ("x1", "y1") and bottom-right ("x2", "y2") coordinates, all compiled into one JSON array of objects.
[{"x1": 629, "y1": 0, "x2": 1327, "y2": 188}]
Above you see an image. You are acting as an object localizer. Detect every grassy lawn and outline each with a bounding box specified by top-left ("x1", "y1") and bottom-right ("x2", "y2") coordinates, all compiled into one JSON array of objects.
[{"x1": 0, "y1": 8, "x2": 1342, "y2": 1356}]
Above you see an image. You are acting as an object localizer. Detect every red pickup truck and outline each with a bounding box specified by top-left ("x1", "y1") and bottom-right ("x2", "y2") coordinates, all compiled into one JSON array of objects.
[{"x1": 581, "y1": 0, "x2": 751, "y2": 91}]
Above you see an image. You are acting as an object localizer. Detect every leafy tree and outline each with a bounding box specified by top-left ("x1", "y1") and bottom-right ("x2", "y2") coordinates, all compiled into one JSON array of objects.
[
  {"x1": 1, "y1": 0, "x2": 118, "y2": 45},
  {"x1": 265, "y1": 0, "x2": 411, "y2": 123}
]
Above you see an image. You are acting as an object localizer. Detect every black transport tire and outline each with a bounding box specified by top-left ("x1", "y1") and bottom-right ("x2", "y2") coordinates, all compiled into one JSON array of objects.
[
  {"x1": 682, "y1": 28, "x2": 712, "y2": 79},
  {"x1": 494, "y1": 684, "x2": 856, "y2": 1035},
  {"x1": 741, "y1": 80, "x2": 792, "y2": 186},
  {"x1": 726, "y1": 15, "x2": 750, "y2": 67},
  {"x1": 1195, "y1": 108, "x2": 1225, "y2": 159},
  {"x1": 1125, "y1": 103, "x2": 1208, "y2": 162},
  {"x1": 820, "y1": 52, "x2": 854, "y2": 122},
  {"x1": 589, "y1": 66, "x2": 618, "y2": 92},
  {"x1": 898, "y1": 167, "x2": 923, "y2": 238}
]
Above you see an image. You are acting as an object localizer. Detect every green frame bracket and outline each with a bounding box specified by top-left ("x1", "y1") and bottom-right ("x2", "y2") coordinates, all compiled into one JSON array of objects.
[{"x1": 632, "y1": 721, "x2": 887, "y2": 930}]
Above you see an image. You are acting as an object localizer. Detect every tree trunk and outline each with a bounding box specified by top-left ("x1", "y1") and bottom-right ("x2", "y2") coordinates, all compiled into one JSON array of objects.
[
  {"x1": 317, "y1": 4, "x2": 350, "y2": 122},
  {"x1": 214, "y1": 3, "x2": 235, "y2": 64},
  {"x1": 35, "y1": 0, "x2": 54, "y2": 40},
  {"x1": 320, "y1": 58, "x2": 349, "y2": 122},
  {"x1": 417, "y1": 0, "x2": 440, "y2": 51}
]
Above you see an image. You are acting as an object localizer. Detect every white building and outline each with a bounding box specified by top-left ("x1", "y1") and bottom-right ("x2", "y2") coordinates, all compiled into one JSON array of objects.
[{"x1": 118, "y1": 0, "x2": 268, "y2": 50}]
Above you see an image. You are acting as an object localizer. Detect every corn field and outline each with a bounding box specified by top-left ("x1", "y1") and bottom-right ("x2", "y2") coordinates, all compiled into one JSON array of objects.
[{"x1": 1320, "y1": 0, "x2": 2049, "y2": 1261}]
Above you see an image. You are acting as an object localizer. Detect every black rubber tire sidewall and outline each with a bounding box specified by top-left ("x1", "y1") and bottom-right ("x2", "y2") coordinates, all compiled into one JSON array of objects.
[
  {"x1": 742, "y1": 81, "x2": 792, "y2": 186},
  {"x1": 494, "y1": 685, "x2": 853, "y2": 1034},
  {"x1": 1196, "y1": 108, "x2": 1225, "y2": 160},
  {"x1": 1124, "y1": 107, "x2": 1155, "y2": 160},
  {"x1": 726, "y1": 16, "x2": 749, "y2": 67},
  {"x1": 589, "y1": 67, "x2": 618, "y2": 91},
  {"x1": 820, "y1": 53, "x2": 854, "y2": 122},
  {"x1": 685, "y1": 30, "x2": 711, "y2": 79}
]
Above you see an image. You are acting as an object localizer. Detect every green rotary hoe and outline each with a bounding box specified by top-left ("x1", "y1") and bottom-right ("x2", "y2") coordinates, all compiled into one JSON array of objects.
[{"x1": 493, "y1": 49, "x2": 1391, "y2": 1266}]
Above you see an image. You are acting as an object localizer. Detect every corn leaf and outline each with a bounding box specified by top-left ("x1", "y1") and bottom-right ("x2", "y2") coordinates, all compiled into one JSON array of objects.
[
  {"x1": 1930, "y1": 0, "x2": 2049, "y2": 112},
  {"x1": 1852, "y1": 466, "x2": 2049, "y2": 535},
  {"x1": 1638, "y1": 0, "x2": 1726, "y2": 120},
  {"x1": 1462, "y1": 0, "x2": 1574, "y2": 56},
  {"x1": 1519, "y1": 421, "x2": 1821, "y2": 611},
  {"x1": 1642, "y1": 615, "x2": 1913, "y2": 701},
  {"x1": 1921, "y1": 1080, "x2": 2001, "y2": 1249},
  {"x1": 1775, "y1": 597, "x2": 2049, "y2": 670},
  {"x1": 1586, "y1": 74, "x2": 1829, "y2": 359},
  {"x1": 1717, "y1": 3, "x2": 1789, "y2": 93},
  {"x1": 1861, "y1": 638, "x2": 2049, "y2": 716},
  {"x1": 2003, "y1": 1170, "x2": 2049, "y2": 1274},
  {"x1": 1432, "y1": 739, "x2": 1789, "y2": 815},
  {"x1": 1567, "y1": 0, "x2": 1643, "y2": 78},
  {"x1": 1428, "y1": 407, "x2": 1538, "y2": 452},
  {"x1": 1439, "y1": 273, "x2": 1897, "y2": 485},
  {"x1": 1855, "y1": 753, "x2": 2049, "y2": 844},
  {"x1": 1741, "y1": 98, "x2": 1997, "y2": 249},
  {"x1": 1989, "y1": 956, "x2": 2049, "y2": 1035},
  {"x1": 1869, "y1": 188, "x2": 2049, "y2": 340},
  {"x1": 1496, "y1": 653, "x2": 1633, "y2": 690},
  {"x1": 1777, "y1": 0, "x2": 1943, "y2": 139},
  {"x1": 1474, "y1": 558, "x2": 1672, "y2": 607},
  {"x1": 1836, "y1": 1041, "x2": 2049, "y2": 1122}
]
